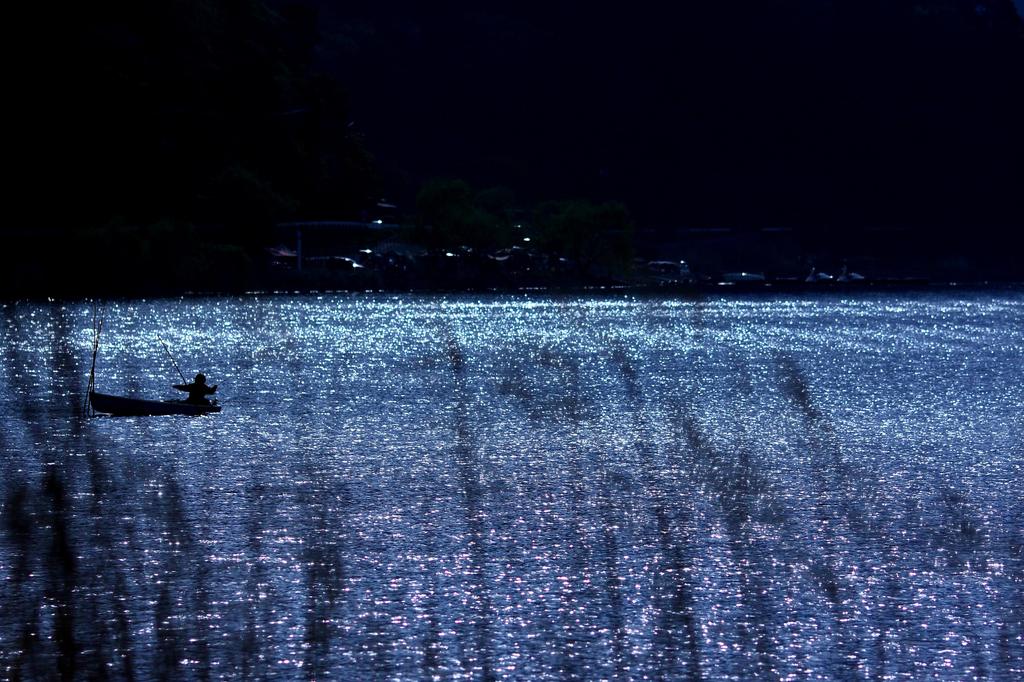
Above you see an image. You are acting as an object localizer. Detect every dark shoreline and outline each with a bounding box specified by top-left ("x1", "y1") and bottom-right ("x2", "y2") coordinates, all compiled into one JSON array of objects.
[{"x1": 4, "y1": 279, "x2": 1022, "y2": 305}]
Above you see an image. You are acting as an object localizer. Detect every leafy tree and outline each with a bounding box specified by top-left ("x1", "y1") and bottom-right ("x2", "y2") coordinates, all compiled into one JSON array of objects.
[
  {"x1": 415, "y1": 179, "x2": 510, "y2": 248},
  {"x1": 534, "y1": 200, "x2": 634, "y2": 277},
  {"x1": 475, "y1": 186, "x2": 517, "y2": 216}
]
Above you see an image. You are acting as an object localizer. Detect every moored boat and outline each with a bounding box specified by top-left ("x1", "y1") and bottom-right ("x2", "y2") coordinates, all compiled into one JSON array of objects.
[{"x1": 89, "y1": 391, "x2": 221, "y2": 416}]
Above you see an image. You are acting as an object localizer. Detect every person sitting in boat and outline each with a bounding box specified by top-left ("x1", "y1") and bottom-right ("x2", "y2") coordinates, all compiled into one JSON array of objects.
[{"x1": 173, "y1": 373, "x2": 218, "y2": 405}]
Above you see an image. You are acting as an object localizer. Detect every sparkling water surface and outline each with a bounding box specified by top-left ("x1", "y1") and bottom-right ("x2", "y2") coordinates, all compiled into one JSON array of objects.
[{"x1": 1, "y1": 291, "x2": 1022, "y2": 680}]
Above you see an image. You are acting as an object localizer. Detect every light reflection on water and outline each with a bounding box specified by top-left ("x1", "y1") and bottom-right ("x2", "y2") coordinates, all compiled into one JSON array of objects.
[{"x1": 1, "y1": 292, "x2": 1022, "y2": 680}]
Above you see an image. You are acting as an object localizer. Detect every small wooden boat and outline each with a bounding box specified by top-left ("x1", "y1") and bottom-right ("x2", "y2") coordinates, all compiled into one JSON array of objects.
[{"x1": 89, "y1": 391, "x2": 222, "y2": 416}]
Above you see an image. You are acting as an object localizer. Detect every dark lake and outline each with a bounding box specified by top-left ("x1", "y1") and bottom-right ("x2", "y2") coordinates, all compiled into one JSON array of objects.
[{"x1": 2, "y1": 291, "x2": 1022, "y2": 680}]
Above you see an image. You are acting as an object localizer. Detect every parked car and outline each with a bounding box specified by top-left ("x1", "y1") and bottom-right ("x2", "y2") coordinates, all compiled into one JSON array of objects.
[{"x1": 644, "y1": 260, "x2": 695, "y2": 285}]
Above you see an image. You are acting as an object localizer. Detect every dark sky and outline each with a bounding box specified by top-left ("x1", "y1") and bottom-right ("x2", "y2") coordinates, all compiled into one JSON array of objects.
[{"x1": 300, "y1": 0, "x2": 1024, "y2": 230}]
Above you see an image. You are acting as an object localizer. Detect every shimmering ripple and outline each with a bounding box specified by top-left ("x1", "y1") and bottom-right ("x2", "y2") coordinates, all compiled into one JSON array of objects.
[{"x1": 1, "y1": 291, "x2": 1022, "y2": 680}]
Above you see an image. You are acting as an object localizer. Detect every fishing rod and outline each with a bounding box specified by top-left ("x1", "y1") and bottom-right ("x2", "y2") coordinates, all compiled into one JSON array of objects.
[
  {"x1": 158, "y1": 337, "x2": 188, "y2": 384},
  {"x1": 85, "y1": 303, "x2": 105, "y2": 415}
]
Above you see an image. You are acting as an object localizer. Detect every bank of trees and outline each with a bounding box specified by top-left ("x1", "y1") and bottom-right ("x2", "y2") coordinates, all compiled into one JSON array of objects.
[
  {"x1": 415, "y1": 179, "x2": 634, "y2": 278},
  {"x1": 7, "y1": 0, "x2": 379, "y2": 295}
]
